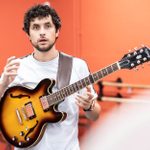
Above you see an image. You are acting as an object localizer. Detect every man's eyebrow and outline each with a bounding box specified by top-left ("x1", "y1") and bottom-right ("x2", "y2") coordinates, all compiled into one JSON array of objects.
[
  {"x1": 45, "y1": 22, "x2": 51, "y2": 25},
  {"x1": 31, "y1": 23, "x2": 39, "y2": 26}
]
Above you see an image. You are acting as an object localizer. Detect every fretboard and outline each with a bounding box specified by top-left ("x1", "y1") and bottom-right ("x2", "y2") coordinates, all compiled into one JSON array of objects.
[{"x1": 46, "y1": 62, "x2": 120, "y2": 105}]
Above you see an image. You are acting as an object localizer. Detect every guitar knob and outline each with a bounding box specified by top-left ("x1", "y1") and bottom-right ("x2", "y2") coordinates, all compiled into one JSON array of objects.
[
  {"x1": 18, "y1": 141, "x2": 23, "y2": 146},
  {"x1": 20, "y1": 131, "x2": 25, "y2": 136},
  {"x1": 137, "y1": 60, "x2": 141, "y2": 64},
  {"x1": 12, "y1": 136, "x2": 17, "y2": 141},
  {"x1": 26, "y1": 137, "x2": 30, "y2": 141}
]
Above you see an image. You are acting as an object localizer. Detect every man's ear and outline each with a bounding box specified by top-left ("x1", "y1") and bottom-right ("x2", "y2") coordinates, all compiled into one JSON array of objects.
[{"x1": 56, "y1": 29, "x2": 60, "y2": 38}]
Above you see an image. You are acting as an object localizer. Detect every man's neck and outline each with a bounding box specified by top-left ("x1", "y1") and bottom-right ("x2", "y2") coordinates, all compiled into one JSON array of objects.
[{"x1": 33, "y1": 48, "x2": 59, "y2": 62}]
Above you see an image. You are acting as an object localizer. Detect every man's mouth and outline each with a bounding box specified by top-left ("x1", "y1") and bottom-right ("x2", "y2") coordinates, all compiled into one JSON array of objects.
[
  {"x1": 38, "y1": 39, "x2": 48, "y2": 42},
  {"x1": 38, "y1": 39, "x2": 48, "y2": 45}
]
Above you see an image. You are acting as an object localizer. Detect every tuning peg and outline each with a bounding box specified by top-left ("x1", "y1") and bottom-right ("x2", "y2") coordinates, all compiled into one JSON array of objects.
[
  {"x1": 131, "y1": 63, "x2": 135, "y2": 67},
  {"x1": 140, "y1": 49, "x2": 144, "y2": 53},
  {"x1": 143, "y1": 57, "x2": 147, "y2": 61},
  {"x1": 134, "y1": 51, "x2": 138, "y2": 55},
  {"x1": 127, "y1": 53, "x2": 131, "y2": 57},
  {"x1": 137, "y1": 60, "x2": 141, "y2": 64}
]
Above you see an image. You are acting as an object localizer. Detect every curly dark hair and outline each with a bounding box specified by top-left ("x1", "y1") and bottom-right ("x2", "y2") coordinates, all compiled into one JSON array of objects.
[{"x1": 23, "y1": 4, "x2": 61, "y2": 35}]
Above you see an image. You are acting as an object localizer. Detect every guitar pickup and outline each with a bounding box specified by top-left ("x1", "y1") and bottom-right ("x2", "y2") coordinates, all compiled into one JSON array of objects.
[
  {"x1": 25, "y1": 102, "x2": 36, "y2": 120},
  {"x1": 40, "y1": 96, "x2": 50, "y2": 112}
]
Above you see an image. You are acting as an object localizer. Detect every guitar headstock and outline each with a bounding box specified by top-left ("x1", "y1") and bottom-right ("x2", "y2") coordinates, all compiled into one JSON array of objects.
[{"x1": 119, "y1": 46, "x2": 150, "y2": 69}]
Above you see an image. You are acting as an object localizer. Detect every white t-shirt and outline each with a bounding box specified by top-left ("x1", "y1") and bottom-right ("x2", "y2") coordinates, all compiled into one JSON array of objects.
[{"x1": 7, "y1": 53, "x2": 96, "y2": 150}]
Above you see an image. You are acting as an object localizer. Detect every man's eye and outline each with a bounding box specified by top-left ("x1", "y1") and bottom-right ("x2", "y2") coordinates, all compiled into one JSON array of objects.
[
  {"x1": 45, "y1": 24, "x2": 51, "y2": 28},
  {"x1": 33, "y1": 26, "x2": 39, "y2": 30}
]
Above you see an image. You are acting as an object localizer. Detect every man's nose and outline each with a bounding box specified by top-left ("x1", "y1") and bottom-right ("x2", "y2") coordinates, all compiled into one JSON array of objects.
[{"x1": 39, "y1": 28, "x2": 46, "y2": 37}]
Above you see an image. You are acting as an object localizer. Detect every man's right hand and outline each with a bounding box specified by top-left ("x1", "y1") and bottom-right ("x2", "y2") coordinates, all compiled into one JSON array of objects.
[{"x1": 0, "y1": 56, "x2": 20, "y2": 89}]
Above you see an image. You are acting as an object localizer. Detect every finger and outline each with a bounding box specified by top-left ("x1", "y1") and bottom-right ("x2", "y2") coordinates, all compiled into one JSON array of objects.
[
  {"x1": 86, "y1": 86, "x2": 91, "y2": 92},
  {"x1": 76, "y1": 98, "x2": 92, "y2": 110},
  {"x1": 76, "y1": 96, "x2": 90, "y2": 105},
  {"x1": 6, "y1": 56, "x2": 16, "y2": 64},
  {"x1": 6, "y1": 59, "x2": 20, "y2": 68},
  {"x1": 86, "y1": 92, "x2": 94, "y2": 99},
  {"x1": 76, "y1": 94, "x2": 90, "y2": 103},
  {"x1": 75, "y1": 98, "x2": 88, "y2": 108},
  {"x1": 77, "y1": 92, "x2": 94, "y2": 101},
  {"x1": 5, "y1": 72, "x2": 18, "y2": 76},
  {"x1": 4, "y1": 65, "x2": 20, "y2": 73},
  {"x1": 76, "y1": 95, "x2": 92, "y2": 110},
  {"x1": 86, "y1": 86, "x2": 94, "y2": 99}
]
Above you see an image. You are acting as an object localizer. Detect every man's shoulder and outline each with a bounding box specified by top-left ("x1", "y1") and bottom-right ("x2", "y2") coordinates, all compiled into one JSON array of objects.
[
  {"x1": 73, "y1": 57, "x2": 87, "y2": 66},
  {"x1": 20, "y1": 53, "x2": 32, "y2": 60},
  {"x1": 18, "y1": 54, "x2": 32, "y2": 66},
  {"x1": 60, "y1": 52, "x2": 86, "y2": 63}
]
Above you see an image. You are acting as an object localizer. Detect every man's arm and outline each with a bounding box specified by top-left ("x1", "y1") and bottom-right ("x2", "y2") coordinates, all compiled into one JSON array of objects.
[
  {"x1": 0, "y1": 56, "x2": 20, "y2": 98},
  {"x1": 83, "y1": 100, "x2": 100, "y2": 121},
  {"x1": 76, "y1": 86, "x2": 101, "y2": 121}
]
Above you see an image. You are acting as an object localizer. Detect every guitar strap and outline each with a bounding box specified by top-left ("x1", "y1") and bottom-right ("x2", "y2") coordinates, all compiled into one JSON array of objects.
[{"x1": 56, "y1": 52, "x2": 73, "y2": 89}]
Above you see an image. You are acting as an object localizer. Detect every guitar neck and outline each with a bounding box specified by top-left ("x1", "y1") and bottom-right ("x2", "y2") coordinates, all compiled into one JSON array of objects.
[{"x1": 46, "y1": 61, "x2": 120, "y2": 105}]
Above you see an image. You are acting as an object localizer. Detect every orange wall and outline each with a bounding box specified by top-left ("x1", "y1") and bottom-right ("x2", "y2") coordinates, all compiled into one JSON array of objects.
[{"x1": 80, "y1": 0, "x2": 150, "y2": 84}]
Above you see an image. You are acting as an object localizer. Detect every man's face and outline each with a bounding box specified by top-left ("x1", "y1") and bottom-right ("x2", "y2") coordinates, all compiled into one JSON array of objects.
[{"x1": 29, "y1": 15, "x2": 59, "y2": 52}]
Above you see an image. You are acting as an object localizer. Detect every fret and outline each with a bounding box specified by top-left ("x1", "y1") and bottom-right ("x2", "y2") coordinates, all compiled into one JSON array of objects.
[
  {"x1": 77, "y1": 80, "x2": 83, "y2": 89},
  {"x1": 81, "y1": 78, "x2": 87, "y2": 87},
  {"x1": 64, "y1": 87, "x2": 69, "y2": 96},
  {"x1": 52, "y1": 94, "x2": 57, "y2": 101},
  {"x1": 61, "y1": 88, "x2": 67, "y2": 98},
  {"x1": 92, "y1": 73, "x2": 99, "y2": 82},
  {"x1": 102, "y1": 69, "x2": 108, "y2": 76},
  {"x1": 56, "y1": 91, "x2": 63, "y2": 100},
  {"x1": 69, "y1": 85, "x2": 75, "y2": 94},
  {"x1": 66, "y1": 87, "x2": 71, "y2": 95},
  {"x1": 89, "y1": 75, "x2": 94, "y2": 83},
  {"x1": 112, "y1": 63, "x2": 118, "y2": 71},
  {"x1": 84, "y1": 77, "x2": 91, "y2": 85},
  {"x1": 47, "y1": 96, "x2": 53, "y2": 104},
  {"x1": 72, "y1": 82, "x2": 79, "y2": 92},
  {"x1": 47, "y1": 95, "x2": 54, "y2": 105},
  {"x1": 59, "y1": 91, "x2": 64, "y2": 100},
  {"x1": 107, "y1": 65, "x2": 113, "y2": 74},
  {"x1": 97, "y1": 71, "x2": 103, "y2": 79},
  {"x1": 76, "y1": 82, "x2": 80, "y2": 91}
]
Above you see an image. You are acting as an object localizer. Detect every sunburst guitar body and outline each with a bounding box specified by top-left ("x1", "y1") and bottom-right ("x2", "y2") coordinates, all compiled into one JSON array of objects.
[{"x1": 0, "y1": 79, "x2": 66, "y2": 148}]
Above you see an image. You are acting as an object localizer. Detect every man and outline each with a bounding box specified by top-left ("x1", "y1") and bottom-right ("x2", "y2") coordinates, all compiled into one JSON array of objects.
[{"x1": 0, "y1": 3, "x2": 100, "y2": 150}]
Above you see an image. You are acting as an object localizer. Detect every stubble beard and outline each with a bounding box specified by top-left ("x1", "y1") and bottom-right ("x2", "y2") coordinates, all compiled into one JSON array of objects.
[{"x1": 31, "y1": 39, "x2": 56, "y2": 53}]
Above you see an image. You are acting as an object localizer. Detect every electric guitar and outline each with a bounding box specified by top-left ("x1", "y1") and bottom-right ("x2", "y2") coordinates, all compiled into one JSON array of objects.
[{"x1": 0, "y1": 46, "x2": 150, "y2": 148}]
